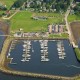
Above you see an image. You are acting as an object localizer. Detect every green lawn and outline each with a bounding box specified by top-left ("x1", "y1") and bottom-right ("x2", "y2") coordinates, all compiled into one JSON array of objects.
[
  {"x1": 0, "y1": 0, "x2": 16, "y2": 9},
  {"x1": 74, "y1": 48, "x2": 80, "y2": 61},
  {"x1": 10, "y1": 11, "x2": 64, "y2": 32},
  {"x1": 68, "y1": 14, "x2": 80, "y2": 22},
  {"x1": 49, "y1": 33, "x2": 69, "y2": 38}
]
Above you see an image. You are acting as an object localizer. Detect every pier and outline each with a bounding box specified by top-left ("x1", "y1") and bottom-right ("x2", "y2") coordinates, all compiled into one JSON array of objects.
[
  {"x1": 57, "y1": 41, "x2": 66, "y2": 59},
  {"x1": 40, "y1": 40, "x2": 49, "y2": 62},
  {"x1": 21, "y1": 40, "x2": 31, "y2": 62}
]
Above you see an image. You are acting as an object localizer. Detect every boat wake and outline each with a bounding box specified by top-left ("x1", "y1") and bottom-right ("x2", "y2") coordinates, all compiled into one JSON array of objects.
[{"x1": 66, "y1": 65, "x2": 80, "y2": 69}]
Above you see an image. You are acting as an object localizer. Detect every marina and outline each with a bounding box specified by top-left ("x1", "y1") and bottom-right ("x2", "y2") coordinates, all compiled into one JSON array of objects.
[{"x1": 6, "y1": 39, "x2": 80, "y2": 77}]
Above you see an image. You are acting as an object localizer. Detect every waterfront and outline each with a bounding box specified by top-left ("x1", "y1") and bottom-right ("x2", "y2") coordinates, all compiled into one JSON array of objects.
[{"x1": 7, "y1": 39, "x2": 80, "y2": 77}]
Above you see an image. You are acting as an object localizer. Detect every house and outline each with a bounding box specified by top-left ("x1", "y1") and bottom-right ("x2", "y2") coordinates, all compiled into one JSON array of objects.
[
  {"x1": 14, "y1": 32, "x2": 23, "y2": 37},
  {"x1": 48, "y1": 24, "x2": 64, "y2": 34},
  {"x1": 48, "y1": 25, "x2": 52, "y2": 33}
]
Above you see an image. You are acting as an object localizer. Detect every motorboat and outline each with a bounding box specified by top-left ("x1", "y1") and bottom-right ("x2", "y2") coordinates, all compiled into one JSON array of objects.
[
  {"x1": 21, "y1": 59, "x2": 25, "y2": 62},
  {"x1": 23, "y1": 44, "x2": 27, "y2": 48},
  {"x1": 45, "y1": 58, "x2": 49, "y2": 61},
  {"x1": 8, "y1": 53, "x2": 10, "y2": 56},
  {"x1": 23, "y1": 49, "x2": 26, "y2": 52},
  {"x1": 58, "y1": 51, "x2": 62, "y2": 54},
  {"x1": 62, "y1": 52, "x2": 66, "y2": 55}
]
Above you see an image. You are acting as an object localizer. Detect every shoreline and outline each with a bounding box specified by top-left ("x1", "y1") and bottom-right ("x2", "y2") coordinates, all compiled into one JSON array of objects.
[{"x1": 0, "y1": 37, "x2": 79, "y2": 80}]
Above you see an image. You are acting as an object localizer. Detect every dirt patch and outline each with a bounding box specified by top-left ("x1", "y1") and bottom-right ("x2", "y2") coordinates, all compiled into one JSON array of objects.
[
  {"x1": 0, "y1": 21, "x2": 10, "y2": 35},
  {"x1": 70, "y1": 21, "x2": 80, "y2": 45}
]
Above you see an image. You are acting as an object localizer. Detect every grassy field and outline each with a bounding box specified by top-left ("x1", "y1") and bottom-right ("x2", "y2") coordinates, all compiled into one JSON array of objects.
[
  {"x1": 68, "y1": 14, "x2": 80, "y2": 22},
  {"x1": 49, "y1": 33, "x2": 69, "y2": 39},
  {"x1": 74, "y1": 48, "x2": 80, "y2": 61},
  {"x1": 0, "y1": 0, "x2": 16, "y2": 9},
  {"x1": 10, "y1": 11, "x2": 64, "y2": 32}
]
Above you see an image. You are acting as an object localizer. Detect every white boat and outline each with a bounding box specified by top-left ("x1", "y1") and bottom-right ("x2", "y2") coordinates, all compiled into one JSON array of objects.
[
  {"x1": 41, "y1": 58, "x2": 49, "y2": 61},
  {"x1": 59, "y1": 56, "x2": 63, "y2": 59},
  {"x1": 25, "y1": 59, "x2": 29, "y2": 61},
  {"x1": 58, "y1": 54, "x2": 62, "y2": 56},
  {"x1": 26, "y1": 49, "x2": 30, "y2": 52},
  {"x1": 27, "y1": 57, "x2": 31, "y2": 59},
  {"x1": 21, "y1": 59, "x2": 25, "y2": 62},
  {"x1": 41, "y1": 50, "x2": 44, "y2": 52},
  {"x1": 58, "y1": 51, "x2": 62, "y2": 54},
  {"x1": 62, "y1": 52, "x2": 66, "y2": 55},
  {"x1": 41, "y1": 56, "x2": 45, "y2": 59},
  {"x1": 57, "y1": 48, "x2": 61, "y2": 51},
  {"x1": 61, "y1": 56, "x2": 65, "y2": 59},
  {"x1": 27, "y1": 41, "x2": 31, "y2": 45},
  {"x1": 32, "y1": 49, "x2": 34, "y2": 52},
  {"x1": 43, "y1": 49, "x2": 47, "y2": 52},
  {"x1": 8, "y1": 53, "x2": 10, "y2": 56},
  {"x1": 45, "y1": 58, "x2": 49, "y2": 61},
  {"x1": 23, "y1": 49, "x2": 26, "y2": 51},
  {"x1": 41, "y1": 46, "x2": 44, "y2": 48},
  {"x1": 23, "y1": 44, "x2": 26, "y2": 48},
  {"x1": 27, "y1": 54, "x2": 31, "y2": 57},
  {"x1": 44, "y1": 52, "x2": 48, "y2": 54},
  {"x1": 41, "y1": 44, "x2": 44, "y2": 47},
  {"x1": 41, "y1": 59, "x2": 45, "y2": 61},
  {"x1": 39, "y1": 40, "x2": 43, "y2": 42},
  {"x1": 44, "y1": 44, "x2": 47, "y2": 47},
  {"x1": 22, "y1": 54, "x2": 30, "y2": 57}
]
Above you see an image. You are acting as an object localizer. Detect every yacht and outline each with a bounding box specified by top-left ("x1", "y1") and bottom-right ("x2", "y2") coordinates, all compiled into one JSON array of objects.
[
  {"x1": 23, "y1": 44, "x2": 26, "y2": 48},
  {"x1": 23, "y1": 49, "x2": 26, "y2": 52},
  {"x1": 21, "y1": 59, "x2": 25, "y2": 62},
  {"x1": 45, "y1": 58, "x2": 49, "y2": 61},
  {"x1": 58, "y1": 51, "x2": 62, "y2": 54},
  {"x1": 8, "y1": 53, "x2": 10, "y2": 56},
  {"x1": 57, "y1": 48, "x2": 61, "y2": 52}
]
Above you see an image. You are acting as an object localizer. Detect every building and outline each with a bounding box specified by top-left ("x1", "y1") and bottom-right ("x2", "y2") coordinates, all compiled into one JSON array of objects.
[
  {"x1": 48, "y1": 24, "x2": 64, "y2": 34},
  {"x1": 48, "y1": 25, "x2": 52, "y2": 33}
]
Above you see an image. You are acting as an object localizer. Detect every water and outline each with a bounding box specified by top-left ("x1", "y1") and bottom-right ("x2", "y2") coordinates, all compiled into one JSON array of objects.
[
  {"x1": 0, "y1": 72, "x2": 46, "y2": 80},
  {"x1": 0, "y1": 31, "x2": 5, "y2": 52},
  {"x1": 7, "y1": 40, "x2": 80, "y2": 77},
  {"x1": 0, "y1": 31, "x2": 46, "y2": 80}
]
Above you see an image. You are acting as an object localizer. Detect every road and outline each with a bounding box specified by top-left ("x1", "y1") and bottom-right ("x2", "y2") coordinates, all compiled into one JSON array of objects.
[
  {"x1": 64, "y1": 0, "x2": 76, "y2": 47},
  {"x1": 2, "y1": 10, "x2": 19, "y2": 20}
]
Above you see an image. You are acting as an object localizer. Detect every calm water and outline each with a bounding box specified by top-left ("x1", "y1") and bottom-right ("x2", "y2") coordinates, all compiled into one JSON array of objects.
[
  {"x1": 0, "y1": 31, "x2": 46, "y2": 80},
  {"x1": 0, "y1": 72, "x2": 47, "y2": 80},
  {"x1": 0, "y1": 31, "x2": 5, "y2": 52},
  {"x1": 7, "y1": 40, "x2": 80, "y2": 77}
]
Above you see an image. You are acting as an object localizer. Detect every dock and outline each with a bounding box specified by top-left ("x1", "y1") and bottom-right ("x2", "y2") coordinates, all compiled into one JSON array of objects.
[
  {"x1": 21, "y1": 40, "x2": 31, "y2": 62},
  {"x1": 57, "y1": 41, "x2": 66, "y2": 60},
  {"x1": 40, "y1": 40, "x2": 49, "y2": 62}
]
